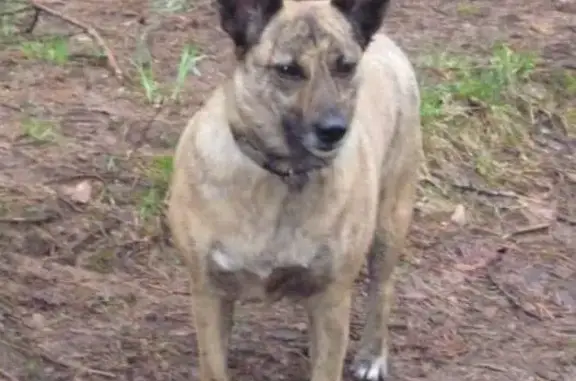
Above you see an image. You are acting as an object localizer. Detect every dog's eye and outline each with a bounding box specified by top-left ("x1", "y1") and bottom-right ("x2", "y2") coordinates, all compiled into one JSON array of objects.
[
  {"x1": 334, "y1": 56, "x2": 357, "y2": 76},
  {"x1": 274, "y1": 63, "x2": 305, "y2": 80}
]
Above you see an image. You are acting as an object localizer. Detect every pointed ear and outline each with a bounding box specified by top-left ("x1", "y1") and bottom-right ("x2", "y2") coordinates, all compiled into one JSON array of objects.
[
  {"x1": 331, "y1": 0, "x2": 391, "y2": 48},
  {"x1": 216, "y1": 0, "x2": 284, "y2": 57}
]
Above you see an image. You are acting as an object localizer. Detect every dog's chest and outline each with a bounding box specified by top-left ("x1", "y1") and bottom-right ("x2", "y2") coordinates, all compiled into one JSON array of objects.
[
  {"x1": 195, "y1": 167, "x2": 378, "y2": 302},
  {"x1": 206, "y1": 235, "x2": 335, "y2": 302}
]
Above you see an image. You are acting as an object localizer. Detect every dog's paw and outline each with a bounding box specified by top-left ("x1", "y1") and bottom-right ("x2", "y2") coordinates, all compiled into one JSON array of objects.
[{"x1": 351, "y1": 355, "x2": 390, "y2": 381}]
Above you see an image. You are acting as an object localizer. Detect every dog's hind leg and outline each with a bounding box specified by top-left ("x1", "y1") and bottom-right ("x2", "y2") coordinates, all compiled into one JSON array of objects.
[
  {"x1": 351, "y1": 172, "x2": 418, "y2": 381},
  {"x1": 305, "y1": 283, "x2": 353, "y2": 381},
  {"x1": 190, "y1": 288, "x2": 235, "y2": 381}
]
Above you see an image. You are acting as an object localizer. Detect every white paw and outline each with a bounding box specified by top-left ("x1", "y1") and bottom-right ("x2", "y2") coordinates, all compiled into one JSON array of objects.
[{"x1": 352, "y1": 354, "x2": 390, "y2": 381}]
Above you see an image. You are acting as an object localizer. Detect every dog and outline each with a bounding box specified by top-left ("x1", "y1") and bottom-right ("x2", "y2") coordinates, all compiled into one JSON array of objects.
[{"x1": 167, "y1": 0, "x2": 423, "y2": 380}]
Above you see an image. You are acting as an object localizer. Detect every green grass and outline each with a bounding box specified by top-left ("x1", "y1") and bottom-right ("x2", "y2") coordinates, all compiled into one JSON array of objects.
[
  {"x1": 150, "y1": 0, "x2": 193, "y2": 13},
  {"x1": 170, "y1": 44, "x2": 204, "y2": 101},
  {"x1": 456, "y1": 3, "x2": 482, "y2": 17},
  {"x1": 134, "y1": 44, "x2": 205, "y2": 104},
  {"x1": 139, "y1": 155, "x2": 174, "y2": 220},
  {"x1": 20, "y1": 37, "x2": 70, "y2": 65},
  {"x1": 0, "y1": 1, "x2": 31, "y2": 39},
  {"x1": 21, "y1": 118, "x2": 58, "y2": 143},
  {"x1": 136, "y1": 64, "x2": 161, "y2": 104},
  {"x1": 547, "y1": 69, "x2": 576, "y2": 100},
  {"x1": 418, "y1": 43, "x2": 541, "y2": 187},
  {"x1": 564, "y1": 71, "x2": 576, "y2": 96}
]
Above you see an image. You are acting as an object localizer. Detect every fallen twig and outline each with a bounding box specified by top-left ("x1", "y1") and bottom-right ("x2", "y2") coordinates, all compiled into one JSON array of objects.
[
  {"x1": 43, "y1": 173, "x2": 105, "y2": 185},
  {"x1": 475, "y1": 363, "x2": 507, "y2": 373},
  {"x1": 450, "y1": 182, "x2": 519, "y2": 198},
  {"x1": 0, "y1": 212, "x2": 60, "y2": 224},
  {"x1": 502, "y1": 223, "x2": 551, "y2": 240},
  {"x1": 0, "y1": 368, "x2": 19, "y2": 381},
  {"x1": 0, "y1": 103, "x2": 22, "y2": 112},
  {"x1": 486, "y1": 272, "x2": 543, "y2": 320},
  {"x1": 24, "y1": 6, "x2": 40, "y2": 33},
  {"x1": 40, "y1": 353, "x2": 117, "y2": 379},
  {"x1": 29, "y1": 1, "x2": 124, "y2": 81},
  {"x1": 486, "y1": 256, "x2": 543, "y2": 321}
]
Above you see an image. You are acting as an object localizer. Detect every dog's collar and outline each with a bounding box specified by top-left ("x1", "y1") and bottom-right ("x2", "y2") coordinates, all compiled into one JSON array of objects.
[{"x1": 232, "y1": 132, "x2": 313, "y2": 191}]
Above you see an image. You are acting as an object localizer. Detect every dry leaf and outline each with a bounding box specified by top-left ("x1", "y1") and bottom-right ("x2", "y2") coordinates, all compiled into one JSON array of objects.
[
  {"x1": 450, "y1": 204, "x2": 467, "y2": 226},
  {"x1": 61, "y1": 180, "x2": 93, "y2": 204}
]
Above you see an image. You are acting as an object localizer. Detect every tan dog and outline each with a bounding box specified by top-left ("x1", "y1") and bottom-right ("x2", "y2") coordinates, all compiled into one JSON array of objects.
[{"x1": 167, "y1": 0, "x2": 422, "y2": 380}]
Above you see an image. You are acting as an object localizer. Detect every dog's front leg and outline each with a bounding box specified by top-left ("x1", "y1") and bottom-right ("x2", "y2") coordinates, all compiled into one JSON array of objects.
[
  {"x1": 352, "y1": 178, "x2": 417, "y2": 381},
  {"x1": 191, "y1": 287, "x2": 235, "y2": 381},
  {"x1": 305, "y1": 284, "x2": 352, "y2": 381},
  {"x1": 351, "y1": 236, "x2": 397, "y2": 381}
]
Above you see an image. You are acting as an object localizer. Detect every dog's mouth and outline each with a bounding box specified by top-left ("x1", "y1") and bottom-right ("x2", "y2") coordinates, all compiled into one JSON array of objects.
[{"x1": 231, "y1": 130, "x2": 329, "y2": 190}]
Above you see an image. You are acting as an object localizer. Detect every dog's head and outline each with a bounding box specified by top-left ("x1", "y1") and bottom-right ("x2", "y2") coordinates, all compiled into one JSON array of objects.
[{"x1": 219, "y1": 0, "x2": 390, "y2": 178}]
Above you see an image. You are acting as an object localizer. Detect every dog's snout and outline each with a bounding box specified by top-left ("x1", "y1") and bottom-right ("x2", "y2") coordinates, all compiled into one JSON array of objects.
[{"x1": 313, "y1": 112, "x2": 348, "y2": 148}]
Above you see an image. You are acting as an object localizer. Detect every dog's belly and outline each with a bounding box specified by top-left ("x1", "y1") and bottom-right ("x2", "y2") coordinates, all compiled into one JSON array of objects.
[{"x1": 205, "y1": 241, "x2": 334, "y2": 302}]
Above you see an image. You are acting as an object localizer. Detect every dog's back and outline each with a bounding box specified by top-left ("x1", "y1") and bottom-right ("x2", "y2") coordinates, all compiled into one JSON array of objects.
[{"x1": 357, "y1": 32, "x2": 423, "y2": 192}]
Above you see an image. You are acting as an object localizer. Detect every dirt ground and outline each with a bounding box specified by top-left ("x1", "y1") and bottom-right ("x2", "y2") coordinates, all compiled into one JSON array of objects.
[{"x1": 1, "y1": 0, "x2": 575, "y2": 380}]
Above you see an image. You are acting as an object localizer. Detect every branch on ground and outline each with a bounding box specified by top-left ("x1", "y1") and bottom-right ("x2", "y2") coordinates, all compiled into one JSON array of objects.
[{"x1": 28, "y1": 0, "x2": 124, "y2": 82}]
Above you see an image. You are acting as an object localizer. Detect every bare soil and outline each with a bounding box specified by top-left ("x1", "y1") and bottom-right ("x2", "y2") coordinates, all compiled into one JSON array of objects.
[{"x1": 1, "y1": 1, "x2": 575, "y2": 380}]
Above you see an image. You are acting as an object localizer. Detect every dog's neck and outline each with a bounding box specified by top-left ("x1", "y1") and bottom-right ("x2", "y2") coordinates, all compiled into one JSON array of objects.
[{"x1": 231, "y1": 130, "x2": 320, "y2": 192}]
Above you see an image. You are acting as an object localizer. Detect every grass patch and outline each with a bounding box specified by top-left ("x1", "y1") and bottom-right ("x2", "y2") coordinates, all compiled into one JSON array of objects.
[
  {"x1": 134, "y1": 44, "x2": 205, "y2": 104},
  {"x1": 418, "y1": 43, "x2": 541, "y2": 187},
  {"x1": 563, "y1": 71, "x2": 576, "y2": 96},
  {"x1": 20, "y1": 36, "x2": 70, "y2": 65},
  {"x1": 136, "y1": 64, "x2": 161, "y2": 104},
  {"x1": 548, "y1": 69, "x2": 576, "y2": 99},
  {"x1": 139, "y1": 155, "x2": 174, "y2": 220},
  {"x1": 20, "y1": 117, "x2": 58, "y2": 143},
  {"x1": 0, "y1": 1, "x2": 33, "y2": 40},
  {"x1": 456, "y1": 3, "x2": 482, "y2": 17},
  {"x1": 150, "y1": 0, "x2": 193, "y2": 13}
]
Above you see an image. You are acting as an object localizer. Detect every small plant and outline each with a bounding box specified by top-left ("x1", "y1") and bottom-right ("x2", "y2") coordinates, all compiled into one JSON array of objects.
[
  {"x1": 564, "y1": 72, "x2": 576, "y2": 96},
  {"x1": 139, "y1": 155, "x2": 174, "y2": 219},
  {"x1": 150, "y1": 0, "x2": 192, "y2": 13},
  {"x1": 456, "y1": 3, "x2": 481, "y2": 16},
  {"x1": 489, "y1": 42, "x2": 536, "y2": 88},
  {"x1": 170, "y1": 44, "x2": 205, "y2": 101},
  {"x1": 21, "y1": 118, "x2": 58, "y2": 143},
  {"x1": 20, "y1": 36, "x2": 70, "y2": 65},
  {"x1": 136, "y1": 63, "x2": 161, "y2": 104},
  {"x1": 134, "y1": 44, "x2": 204, "y2": 104},
  {"x1": 551, "y1": 69, "x2": 576, "y2": 98}
]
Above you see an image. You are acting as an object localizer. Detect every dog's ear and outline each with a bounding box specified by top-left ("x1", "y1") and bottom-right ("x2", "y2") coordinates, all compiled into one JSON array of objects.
[
  {"x1": 216, "y1": 0, "x2": 284, "y2": 56},
  {"x1": 331, "y1": 0, "x2": 391, "y2": 48}
]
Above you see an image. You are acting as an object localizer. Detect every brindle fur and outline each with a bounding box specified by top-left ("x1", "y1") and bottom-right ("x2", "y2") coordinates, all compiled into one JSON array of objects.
[{"x1": 167, "y1": 1, "x2": 423, "y2": 380}]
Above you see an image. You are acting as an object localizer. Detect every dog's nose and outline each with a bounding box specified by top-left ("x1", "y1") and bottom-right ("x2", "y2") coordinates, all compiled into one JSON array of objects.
[{"x1": 313, "y1": 113, "x2": 348, "y2": 148}]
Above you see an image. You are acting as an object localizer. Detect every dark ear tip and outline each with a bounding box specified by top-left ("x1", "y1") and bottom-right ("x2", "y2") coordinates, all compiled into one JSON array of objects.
[
  {"x1": 216, "y1": 0, "x2": 284, "y2": 52},
  {"x1": 331, "y1": 0, "x2": 391, "y2": 48}
]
